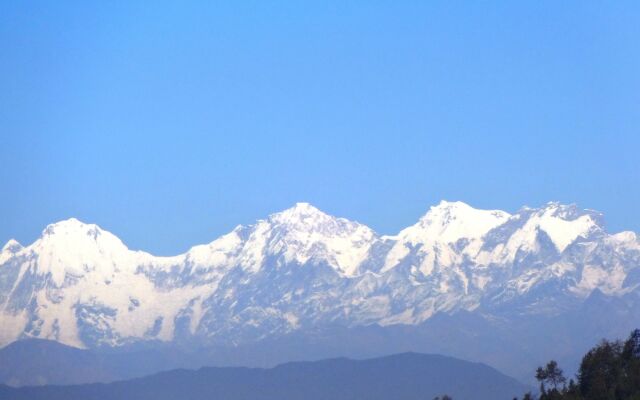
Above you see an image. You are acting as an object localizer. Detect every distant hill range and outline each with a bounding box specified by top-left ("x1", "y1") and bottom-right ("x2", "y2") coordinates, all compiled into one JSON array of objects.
[{"x1": 0, "y1": 352, "x2": 529, "y2": 400}]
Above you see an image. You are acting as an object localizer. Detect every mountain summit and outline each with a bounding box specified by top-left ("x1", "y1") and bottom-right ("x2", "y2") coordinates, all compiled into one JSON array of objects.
[{"x1": 413, "y1": 200, "x2": 511, "y2": 243}]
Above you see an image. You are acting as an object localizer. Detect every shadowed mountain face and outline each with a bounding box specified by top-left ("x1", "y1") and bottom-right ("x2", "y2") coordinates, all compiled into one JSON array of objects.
[
  {"x1": 0, "y1": 353, "x2": 529, "y2": 400},
  {"x1": 0, "y1": 339, "x2": 198, "y2": 387},
  {"x1": 0, "y1": 201, "x2": 638, "y2": 386},
  {"x1": 0, "y1": 339, "x2": 111, "y2": 386}
]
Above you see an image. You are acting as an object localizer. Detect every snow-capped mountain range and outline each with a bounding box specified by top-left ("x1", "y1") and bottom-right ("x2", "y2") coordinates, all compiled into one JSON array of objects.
[{"x1": 1, "y1": 201, "x2": 638, "y2": 349}]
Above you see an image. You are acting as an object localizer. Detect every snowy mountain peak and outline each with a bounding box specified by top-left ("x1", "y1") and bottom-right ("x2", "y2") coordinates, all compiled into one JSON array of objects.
[
  {"x1": 521, "y1": 203, "x2": 603, "y2": 252},
  {"x1": 37, "y1": 218, "x2": 130, "y2": 257},
  {"x1": 520, "y1": 202, "x2": 603, "y2": 224},
  {"x1": 540, "y1": 201, "x2": 592, "y2": 218},
  {"x1": 268, "y1": 202, "x2": 330, "y2": 225},
  {"x1": 431, "y1": 199, "x2": 473, "y2": 210},
  {"x1": 380, "y1": 201, "x2": 512, "y2": 276},
  {"x1": 42, "y1": 217, "x2": 103, "y2": 238},
  {"x1": 610, "y1": 231, "x2": 638, "y2": 245},
  {"x1": 478, "y1": 203, "x2": 606, "y2": 264},
  {"x1": 414, "y1": 200, "x2": 511, "y2": 243},
  {"x1": 265, "y1": 203, "x2": 370, "y2": 237},
  {"x1": 234, "y1": 203, "x2": 377, "y2": 276},
  {"x1": 288, "y1": 201, "x2": 319, "y2": 212},
  {"x1": 1, "y1": 238, "x2": 22, "y2": 253},
  {"x1": 31, "y1": 219, "x2": 134, "y2": 287},
  {"x1": 0, "y1": 239, "x2": 23, "y2": 264}
]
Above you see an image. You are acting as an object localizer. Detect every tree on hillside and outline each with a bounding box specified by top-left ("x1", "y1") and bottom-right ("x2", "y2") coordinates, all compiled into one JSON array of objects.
[
  {"x1": 516, "y1": 329, "x2": 640, "y2": 400},
  {"x1": 578, "y1": 339, "x2": 623, "y2": 400},
  {"x1": 620, "y1": 329, "x2": 640, "y2": 399},
  {"x1": 537, "y1": 360, "x2": 567, "y2": 394}
]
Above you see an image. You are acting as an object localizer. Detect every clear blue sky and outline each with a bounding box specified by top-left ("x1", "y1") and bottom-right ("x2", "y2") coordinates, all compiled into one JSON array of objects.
[{"x1": 1, "y1": 1, "x2": 638, "y2": 255}]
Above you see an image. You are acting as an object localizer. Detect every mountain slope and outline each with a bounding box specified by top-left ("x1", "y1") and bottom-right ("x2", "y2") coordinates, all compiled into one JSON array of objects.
[{"x1": 0, "y1": 352, "x2": 530, "y2": 400}]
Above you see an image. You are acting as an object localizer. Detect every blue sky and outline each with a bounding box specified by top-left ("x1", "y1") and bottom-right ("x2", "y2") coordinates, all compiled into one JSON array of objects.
[{"x1": 1, "y1": 1, "x2": 638, "y2": 255}]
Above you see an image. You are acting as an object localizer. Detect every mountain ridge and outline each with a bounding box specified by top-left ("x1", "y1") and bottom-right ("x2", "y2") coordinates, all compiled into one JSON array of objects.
[{"x1": 0, "y1": 200, "x2": 638, "y2": 352}]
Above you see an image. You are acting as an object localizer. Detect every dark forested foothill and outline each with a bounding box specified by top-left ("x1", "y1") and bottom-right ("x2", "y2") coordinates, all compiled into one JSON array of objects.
[
  {"x1": 0, "y1": 353, "x2": 528, "y2": 400},
  {"x1": 519, "y1": 329, "x2": 640, "y2": 400}
]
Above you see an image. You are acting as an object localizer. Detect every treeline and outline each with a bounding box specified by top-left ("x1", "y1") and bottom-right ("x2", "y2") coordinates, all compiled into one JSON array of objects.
[{"x1": 518, "y1": 329, "x2": 640, "y2": 400}]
